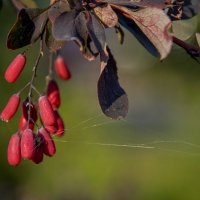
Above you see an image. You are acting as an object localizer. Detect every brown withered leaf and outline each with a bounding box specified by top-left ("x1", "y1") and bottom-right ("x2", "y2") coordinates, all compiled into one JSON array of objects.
[
  {"x1": 112, "y1": 5, "x2": 172, "y2": 60},
  {"x1": 94, "y1": 4, "x2": 118, "y2": 28}
]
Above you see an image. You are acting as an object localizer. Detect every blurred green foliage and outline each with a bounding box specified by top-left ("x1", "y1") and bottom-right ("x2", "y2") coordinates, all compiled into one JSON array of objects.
[{"x1": 0, "y1": 1, "x2": 200, "y2": 200}]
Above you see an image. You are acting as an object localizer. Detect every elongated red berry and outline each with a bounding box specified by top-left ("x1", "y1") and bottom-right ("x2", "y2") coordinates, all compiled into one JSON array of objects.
[
  {"x1": 54, "y1": 111, "x2": 65, "y2": 137},
  {"x1": 21, "y1": 129, "x2": 35, "y2": 159},
  {"x1": 32, "y1": 145, "x2": 44, "y2": 164},
  {"x1": 7, "y1": 133, "x2": 21, "y2": 166},
  {"x1": 39, "y1": 96, "x2": 56, "y2": 126},
  {"x1": 45, "y1": 125, "x2": 57, "y2": 134},
  {"x1": 54, "y1": 56, "x2": 71, "y2": 80},
  {"x1": 19, "y1": 115, "x2": 34, "y2": 132},
  {"x1": 32, "y1": 135, "x2": 44, "y2": 164},
  {"x1": 22, "y1": 99, "x2": 38, "y2": 122},
  {"x1": 1, "y1": 93, "x2": 20, "y2": 122},
  {"x1": 38, "y1": 128, "x2": 56, "y2": 157},
  {"x1": 5, "y1": 54, "x2": 26, "y2": 83},
  {"x1": 47, "y1": 79, "x2": 61, "y2": 109}
]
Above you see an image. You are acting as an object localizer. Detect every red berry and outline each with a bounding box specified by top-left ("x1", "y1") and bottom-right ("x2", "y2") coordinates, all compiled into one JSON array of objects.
[
  {"x1": 39, "y1": 96, "x2": 56, "y2": 126},
  {"x1": 32, "y1": 145, "x2": 44, "y2": 164},
  {"x1": 5, "y1": 54, "x2": 26, "y2": 83},
  {"x1": 38, "y1": 128, "x2": 56, "y2": 157},
  {"x1": 1, "y1": 93, "x2": 20, "y2": 122},
  {"x1": 22, "y1": 99, "x2": 38, "y2": 122},
  {"x1": 21, "y1": 129, "x2": 35, "y2": 160},
  {"x1": 19, "y1": 115, "x2": 34, "y2": 132},
  {"x1": 32, "y1": 135, "x2": 44, "y2": 164},
  {"x1": 54, "y1": 111, "x2": 65, "y2": 137},
  {"x1": 54, "y1": 56, "x2": 71, "y2": 80},
  {"x1": 47, "y1": 79, "x2": 61, "y2": 109},
  {"x1": 44, "y1": 125, "x2": 57, "y2": 134},
  {"x1": 7, "y1": 133, "x2": 21, "y2": 166}
]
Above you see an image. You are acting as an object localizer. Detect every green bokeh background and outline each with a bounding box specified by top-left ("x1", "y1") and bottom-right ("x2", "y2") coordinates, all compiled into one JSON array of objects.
[{"x1": 0, "y1": 1, "x2": 200, "y2": 199}]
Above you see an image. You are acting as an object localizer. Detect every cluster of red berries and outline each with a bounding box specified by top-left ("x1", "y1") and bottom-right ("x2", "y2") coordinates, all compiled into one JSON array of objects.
[{"x1": 1, "y1": 52, "x2": 71, "y2": 166}]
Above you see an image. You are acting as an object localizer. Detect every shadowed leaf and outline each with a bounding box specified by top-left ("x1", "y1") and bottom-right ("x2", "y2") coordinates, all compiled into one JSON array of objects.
[
  {"x1": 45, "y1": 22, "x2": 65, "y2": 52},
  {"x1": 52, "y1": 10, "x2": 78, "y2": 41},
  {"x1": 7, "y1": 8, "x2": 48, "y2": 50},
  {"x1": 75, "y1": 12, "x2": 97, "y2": 60},
  {"x1": 48, "y1": 0, "x2": 70, "y2": 23},
  {"x1": 98, "y1": 48, "x2": 128, "y2": 120},
  {"x1": 87, "y1": 13, "x2": 108, "y2": 62}
]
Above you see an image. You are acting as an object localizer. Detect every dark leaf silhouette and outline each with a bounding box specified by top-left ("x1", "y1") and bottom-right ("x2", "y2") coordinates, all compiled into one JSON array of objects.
[
  {"x1": 7, "y1": 8, "x2": 48, "y2": 50},
  {"x1": 98, "y1": 48, "x2": 128, "y2": 120}
]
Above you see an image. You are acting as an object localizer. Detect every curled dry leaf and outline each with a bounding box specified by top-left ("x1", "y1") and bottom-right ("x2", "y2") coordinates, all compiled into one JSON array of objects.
[
  {"x1": 94, "y1": 4, "x2": 118, "y2": 28},
  {"x1": 112, "y1": 5, "x2": 172, "y2": 60}
]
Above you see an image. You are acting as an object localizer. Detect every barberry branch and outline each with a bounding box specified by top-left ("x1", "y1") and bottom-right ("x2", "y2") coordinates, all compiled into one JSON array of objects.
[
  {"x1": 27, "y1": 38, "x2": 44, "y2": 125},
  {"x1": 172, "y1": 36, "x2": 200, "y2": 63}
]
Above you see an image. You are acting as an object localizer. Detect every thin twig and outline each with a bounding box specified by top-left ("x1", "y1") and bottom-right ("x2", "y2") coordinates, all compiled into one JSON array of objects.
[
  {"x1": 49, "y1": 53, "x2": 53, "y2": 78},
  {"x1": 27, "y1": 39, "x2": 44, "y2": 125},
  {"x1": 173, "y1": 36, "x2": 200, "y2": 63}
]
